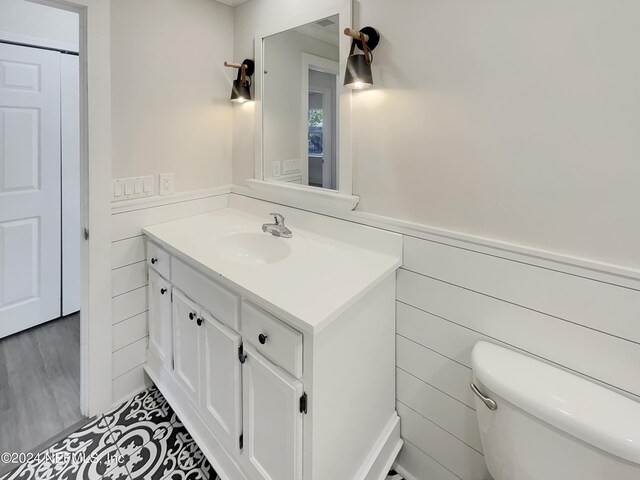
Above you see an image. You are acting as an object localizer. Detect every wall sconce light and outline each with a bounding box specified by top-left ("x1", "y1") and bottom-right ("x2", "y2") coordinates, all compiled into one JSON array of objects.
[
  {"x1": 224, "y1": 59, "x2": 255, "y2": 103},
  {"x1": 343, "y1": 27, "x2": 380, "y2": 90}
]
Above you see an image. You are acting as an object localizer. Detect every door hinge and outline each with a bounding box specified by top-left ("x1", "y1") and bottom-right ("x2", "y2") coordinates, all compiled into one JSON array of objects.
[
  {"x1": 239, "y1": 434, "x2": 243, "y2": 450},
  {"x1": 238, "y1": 344, "x2": 247, "y2": 364},
  {"x1": 300, "y1": 392, "x2": 308, "y2": 414},
  {"x1": 83, "y1": 228, "x2": 89, "y2": 240}
]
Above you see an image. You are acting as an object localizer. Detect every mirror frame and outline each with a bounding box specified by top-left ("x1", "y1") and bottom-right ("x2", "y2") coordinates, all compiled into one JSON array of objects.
[{"x1": 250, "y1": 0, "x2": 359, "y2": 210}]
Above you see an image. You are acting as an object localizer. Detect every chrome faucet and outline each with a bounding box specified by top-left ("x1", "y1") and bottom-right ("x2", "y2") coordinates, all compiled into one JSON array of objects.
[{"x1": 262, "y1": 213, "x2": 292, "y2": 238}]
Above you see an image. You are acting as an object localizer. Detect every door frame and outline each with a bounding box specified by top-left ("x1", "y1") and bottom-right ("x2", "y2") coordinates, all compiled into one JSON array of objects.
[
  {"x1": 20, "y1": 0, "x2": 113, "y2": 417},
  {"x1": 307, "y1": 85, "x2": 333, "y2": 188},
  {"x1": 300, "y1": 53, "x2": 339, "y2": 188}
]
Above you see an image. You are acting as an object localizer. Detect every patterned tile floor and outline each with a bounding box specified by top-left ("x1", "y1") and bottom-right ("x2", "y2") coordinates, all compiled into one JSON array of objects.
[{"x1": 1, "y1": 386, "x2": 402, "y2": 480}]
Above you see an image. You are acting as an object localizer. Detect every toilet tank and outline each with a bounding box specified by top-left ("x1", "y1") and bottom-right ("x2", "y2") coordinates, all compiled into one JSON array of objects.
[{"x1": 471, "y1": 342, "x2": 640, "y2": 480}]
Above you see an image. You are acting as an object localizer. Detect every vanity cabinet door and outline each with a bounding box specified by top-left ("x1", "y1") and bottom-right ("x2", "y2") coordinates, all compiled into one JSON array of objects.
[
  {"x1": 148, "y1": 270, "x2": 172, "y2": 370},
  {"x1": 200, "y1": 311, "x2": 242, "y2": 455},
  {"x1": 172, "y1": 289, "x2": 201, "y2": 402},
  {"x1": 242, "y1": 343, "x2": 303, "y2": 480}
]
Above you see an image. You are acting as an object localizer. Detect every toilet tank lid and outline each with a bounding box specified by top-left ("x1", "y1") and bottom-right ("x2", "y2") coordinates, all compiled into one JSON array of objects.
[{"x1": 471, "y1": 342, "x2": 640, "y2": 465}]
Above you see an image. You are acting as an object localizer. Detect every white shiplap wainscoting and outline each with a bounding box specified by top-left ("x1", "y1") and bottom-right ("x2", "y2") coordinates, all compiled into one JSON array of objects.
[
  {"x1": 108, "y1": 186, "x2": 640, "y2": 479},
  {"x1": 110, "y1": 187, "x2": 230, "y2": 405},
  {"x1": 394, "y1": 236, "x2": 640, "y2": 480},
  {"x1": 230, "y1": 187, "x2": 640, "y2": 480}
]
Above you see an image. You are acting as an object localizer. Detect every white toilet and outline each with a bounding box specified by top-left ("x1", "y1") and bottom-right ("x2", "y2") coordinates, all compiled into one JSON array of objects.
[{"x1": 470, "y1": 341, "x2": 640, "y2": 480}]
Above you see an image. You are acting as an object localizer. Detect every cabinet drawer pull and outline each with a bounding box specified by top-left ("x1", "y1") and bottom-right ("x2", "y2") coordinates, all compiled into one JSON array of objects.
[
  {"x1": 189, "y1": 312, "x2": 196, "y2": 320},
  {"x1": 196, "y1": 317, "x2": 203, "y2": 327},
  {"x1": 151, "y1": 257, "x2": 158, "y2": 264},
  {"x1": 258, "y1": 333, "x2": 268, "y2": 345},
  {"x1": 160, "y1": 288, "x2": 167, "y2": 295}
]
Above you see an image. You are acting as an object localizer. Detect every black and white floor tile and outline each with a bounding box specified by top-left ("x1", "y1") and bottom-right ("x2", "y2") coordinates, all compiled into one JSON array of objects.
[{"x1": 2, "y1": 385, "x2": 402, "y2": 480}]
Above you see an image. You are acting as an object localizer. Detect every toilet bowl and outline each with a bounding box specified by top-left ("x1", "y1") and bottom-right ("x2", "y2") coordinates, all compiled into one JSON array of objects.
[{"x1": 470, "y1": 342, "x2": 640, "y2": 480}]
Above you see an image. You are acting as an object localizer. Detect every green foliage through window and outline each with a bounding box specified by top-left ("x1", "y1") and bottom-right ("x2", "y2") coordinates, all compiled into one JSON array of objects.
[{"x1": 308, "y1": 109, "x2": 323, "y2": 154}]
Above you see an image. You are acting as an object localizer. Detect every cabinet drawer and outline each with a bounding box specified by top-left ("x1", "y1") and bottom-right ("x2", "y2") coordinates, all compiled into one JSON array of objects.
[
  {"x1": 147, "y1": 241, "x2": 171, "y2": 280},
  {"x1": 241, "y1": 301, "x2": 302, "y2": 379},
  {"x1": 172, "y1": 258, "x2": 240, "y2": 331}
]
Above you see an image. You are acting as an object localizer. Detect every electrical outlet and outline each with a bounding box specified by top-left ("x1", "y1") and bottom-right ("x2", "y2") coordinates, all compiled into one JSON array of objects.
[
  {"x1": 272, "y1": 161, "x2": 281, "y2": 177},
  {"x1": 159, "y1": 173, "x2": 175, "y2": 195}
]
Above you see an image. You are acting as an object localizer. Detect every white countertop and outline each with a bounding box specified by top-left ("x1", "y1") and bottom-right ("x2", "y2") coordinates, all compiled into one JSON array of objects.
[{"x1": 143, "y1": 199, "x2": 402, "y2": 334}]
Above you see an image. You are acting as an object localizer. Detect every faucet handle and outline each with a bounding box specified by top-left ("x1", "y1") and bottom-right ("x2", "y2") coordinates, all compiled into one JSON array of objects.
[{"x1": 269, "y1": 213, "x2": 285, "y2": 225}]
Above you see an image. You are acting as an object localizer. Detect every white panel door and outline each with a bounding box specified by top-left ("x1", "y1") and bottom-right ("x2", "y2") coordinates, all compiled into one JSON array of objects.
[
  {"x1": 61, "y1": 53, "x2": 80, "y2": 316},
  {"x1": 148, "y1": 269, "x2": 172, "y2": 370},
  {"x1": 242, "y1": 343, "x2": 303, "y2": 480},
  {"x1": 172, "y1": 289, "x2": 200, "y2": 402},
  {"x1": 200, "y1": 311, "x2": 242, "y2": 455},
  {"x1": 0, "y1": 43, "x2": 61, "y2": 338}
]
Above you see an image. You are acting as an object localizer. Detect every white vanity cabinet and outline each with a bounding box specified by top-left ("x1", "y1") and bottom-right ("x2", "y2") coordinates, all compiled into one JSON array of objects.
[
  {"x1": 241, "y1": 342, "x2": 303, "y2": 480},
  {"x1": 170, "y1": 286, "x2": 245, "y2": 456},
  {"x1": 172, "y1": 289, "x2": 201, "y2": 402},
  {"x1": 200, "y1": 309, "x2": 243, "y2": 456},
  {"x1": 143, "y1": 201, "x2": 402, "y2": 480},
  {"x1": 148, "y1": 269, "x2": 172, "y2": 370},
  {"x1": 147, "y1": 250, "x2": 308, "y2": 479}
]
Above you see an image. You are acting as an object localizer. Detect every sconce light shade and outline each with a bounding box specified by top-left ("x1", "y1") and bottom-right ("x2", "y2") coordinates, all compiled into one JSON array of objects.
[
  {"x1": 231, "y1": 79, "x2": 251, "y2": 103},
  {"x1": 226, "y1": 58, "x2": 255, "y2": 103},
  {"x1": 343, "y1": 26, "x2": 380, "y2": 90},
  {"x1": 344, "y1": 54, "x2": 373, "y2": 90}
]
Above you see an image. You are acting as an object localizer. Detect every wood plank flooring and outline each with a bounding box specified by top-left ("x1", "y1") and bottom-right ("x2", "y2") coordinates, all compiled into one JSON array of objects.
[{"x1": 0, "y1": 314, "x2": 84, "y2": 467}]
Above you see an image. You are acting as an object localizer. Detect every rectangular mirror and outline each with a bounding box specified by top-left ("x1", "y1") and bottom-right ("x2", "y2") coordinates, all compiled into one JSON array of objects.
[{"x1": 253, "y1": 2, "x2": 355, "y2": 202}]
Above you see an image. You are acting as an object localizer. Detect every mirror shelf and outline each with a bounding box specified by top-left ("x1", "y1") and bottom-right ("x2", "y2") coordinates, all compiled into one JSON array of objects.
[{"x1": 245, "y1": 179, "x2": 359, "y2": 212}]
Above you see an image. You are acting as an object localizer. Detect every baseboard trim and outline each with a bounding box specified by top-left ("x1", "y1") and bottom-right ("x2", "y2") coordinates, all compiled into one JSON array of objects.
[
  {"x1": 111, "y1": 369, "x2": 152, "y2": 408},
  {"x1": 356, "y1": 412, "x2": 403, "y2": 480},
  {"x1": 393, "y1": 464, "x2": 420, "y2": 480},
  {"x1": 111, "y1": 186, "x2": 232, "y2": 214}
]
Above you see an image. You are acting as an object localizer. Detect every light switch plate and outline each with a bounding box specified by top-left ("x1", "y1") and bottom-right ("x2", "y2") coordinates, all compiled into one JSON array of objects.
[
  {"x1": 159, "y1": 173, "x2": 175, "y2": 195},
  {"x1": 113, "y1": 180, "x2": 123, "y2": 197},
  {"x1": 112, "y1": 175, "x2": 154, "y2": 201},
  {"x1": 283, "y1": 159, "x2": 300, "y2": 174},
  {"x1": 272, "y1": 161, "x2": 281, "y2": 177}
]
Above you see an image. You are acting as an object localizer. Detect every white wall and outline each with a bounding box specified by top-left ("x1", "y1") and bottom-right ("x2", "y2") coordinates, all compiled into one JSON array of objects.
[
  {"x1": 0, "y1": 0, "x2": 79, "y2": 46},
  {"x1": 233, "y1": 0, "x2": 640, "y2": 271},
  {"x1": 110, "y1": 0, "x2": 234, "y2": 193}
]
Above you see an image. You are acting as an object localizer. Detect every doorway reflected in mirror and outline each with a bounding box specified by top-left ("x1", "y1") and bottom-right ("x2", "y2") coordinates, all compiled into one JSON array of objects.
[{"x1": 262, "y1": 15, "x2": 340, "y2": 191}]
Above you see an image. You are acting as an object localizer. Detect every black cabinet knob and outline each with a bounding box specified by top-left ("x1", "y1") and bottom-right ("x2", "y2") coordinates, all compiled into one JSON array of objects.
[
  {"x1": 151, "y1": 257, "x2": 158, "y2": 264},
  {"x1": 258, "y1": 333, "x2": 268, "y2": 345},
  {"x1": 189, "y1": 312, "x2": 196, "y2": 320},
  {"x1": 197, "y1": 318, "x2": 203, "y2": 327},
  {"x1": 160, "y1": 288, "x2": 167, "y2": 295}
]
